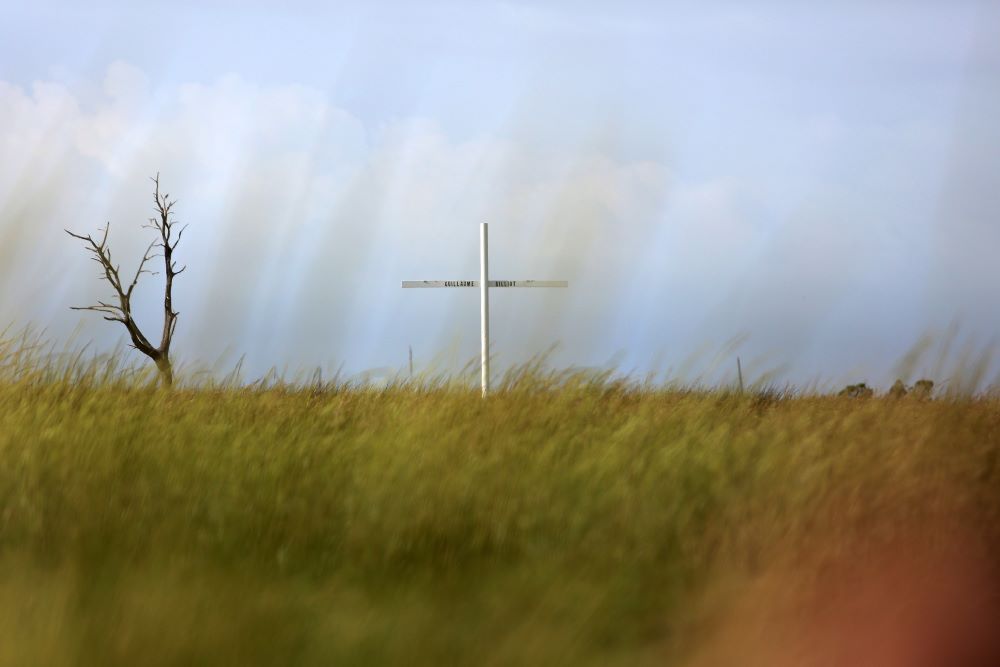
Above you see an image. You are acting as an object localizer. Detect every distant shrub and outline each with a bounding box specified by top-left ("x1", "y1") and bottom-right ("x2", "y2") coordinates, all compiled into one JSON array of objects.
[
  {"x1": 889, "y1": 379, "x2": 908, "y2": 398},
  {"x1": 912, "y1": 379, "x2": 934, "y2": 399},
  {"x1": 838, "y1": 382, "x2": 874, "y2": 398},
  {"x1": 887, "y1": 378, "x2": 935, "y2": 400}
]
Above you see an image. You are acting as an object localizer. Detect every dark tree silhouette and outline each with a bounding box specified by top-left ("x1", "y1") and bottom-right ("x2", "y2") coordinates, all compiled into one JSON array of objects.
[{"x1": 66, "y1": 174, "x2": 186, "y2": 386}]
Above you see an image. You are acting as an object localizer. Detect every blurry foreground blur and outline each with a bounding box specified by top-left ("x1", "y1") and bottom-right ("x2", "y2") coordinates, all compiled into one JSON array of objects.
[{"x1": 0, "y1": 339, "x2": 998, "y2": 666}]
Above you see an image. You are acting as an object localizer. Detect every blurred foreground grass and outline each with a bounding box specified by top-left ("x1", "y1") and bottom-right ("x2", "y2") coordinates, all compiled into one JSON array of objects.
[{"x1": 1, "y1": 347, "x2": 999, "y2": 665}]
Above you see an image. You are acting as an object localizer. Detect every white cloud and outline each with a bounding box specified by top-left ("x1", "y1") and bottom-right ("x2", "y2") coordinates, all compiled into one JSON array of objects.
[
  {"x1": 2, "y1": 59, "x2": 998, "y2": 387},
  {"x1": 0, "y1": 64, "x2": 675, "y2": 378}
]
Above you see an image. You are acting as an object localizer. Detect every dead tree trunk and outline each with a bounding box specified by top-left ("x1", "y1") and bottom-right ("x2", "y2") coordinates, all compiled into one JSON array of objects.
[{"x1": 67, "y1": 174, "x2": 186, "y2": 387}]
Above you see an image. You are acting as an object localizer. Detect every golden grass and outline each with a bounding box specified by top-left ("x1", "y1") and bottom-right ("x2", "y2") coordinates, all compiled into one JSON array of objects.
[{"x1": 1, "y1": 340, "x2": 998, "y2": 665}]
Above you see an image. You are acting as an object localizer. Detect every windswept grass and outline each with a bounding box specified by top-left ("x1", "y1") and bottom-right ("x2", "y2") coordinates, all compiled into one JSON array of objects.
[{"x1": 1, "y1": 341, "x2": 998, "y2": 665}]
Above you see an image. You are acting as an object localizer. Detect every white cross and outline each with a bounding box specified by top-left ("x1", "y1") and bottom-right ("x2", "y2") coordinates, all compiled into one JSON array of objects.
[{"x1": 402, "y1": 223, "x2": 568, "y2": 397}]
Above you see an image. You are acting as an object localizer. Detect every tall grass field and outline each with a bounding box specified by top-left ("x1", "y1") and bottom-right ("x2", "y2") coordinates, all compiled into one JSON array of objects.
[{"x1": 1, "y1": 343, "x2": 999, "y2": 665}]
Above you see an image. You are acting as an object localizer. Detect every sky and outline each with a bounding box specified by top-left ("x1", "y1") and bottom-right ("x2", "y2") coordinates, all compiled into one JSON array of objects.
[{"x1": 1, "y1": 0, "x2": 999, "y2": 388}]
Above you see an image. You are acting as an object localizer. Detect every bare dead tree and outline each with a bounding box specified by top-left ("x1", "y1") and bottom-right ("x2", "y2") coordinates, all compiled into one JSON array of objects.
[{"x1": 66, "y1": 174, "x2": 186, "y2": 386}]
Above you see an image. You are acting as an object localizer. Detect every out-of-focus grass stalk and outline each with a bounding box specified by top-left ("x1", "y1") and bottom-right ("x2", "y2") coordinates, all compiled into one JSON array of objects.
[{"x1": 0, "y1": 332, "x2": 998, "y2": 665}]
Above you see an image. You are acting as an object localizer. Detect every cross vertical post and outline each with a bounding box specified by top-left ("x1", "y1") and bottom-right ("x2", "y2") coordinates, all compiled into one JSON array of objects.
[
  {"x1": 480, "y1": 223, "x2": 490, "y2": 397},
  {"x1": 402, "y1": 224, "x2": 567, "y2": 398}
]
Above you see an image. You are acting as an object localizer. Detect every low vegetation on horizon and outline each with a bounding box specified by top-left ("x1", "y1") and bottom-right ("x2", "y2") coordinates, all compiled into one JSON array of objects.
[{"x1": 1, "y1": 342, "x2": 998, "y2": 666}]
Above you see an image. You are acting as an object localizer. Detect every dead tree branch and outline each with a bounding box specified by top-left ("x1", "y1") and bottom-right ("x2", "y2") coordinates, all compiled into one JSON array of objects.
[{"x1": 66, "y1": 174, "x2": 185, "y2": 386}]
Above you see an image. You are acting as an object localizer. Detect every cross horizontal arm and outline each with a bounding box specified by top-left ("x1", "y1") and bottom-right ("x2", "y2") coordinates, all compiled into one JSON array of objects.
[
  {"x1": 402, "y1": 280, "x2": 478, "y2": 288},
  {"x1": 402, "y1": 280, "x2": 568, "y2": 288},
  {"x1": 491, "y1": 280, "x2": 568, "y2": 288}
]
